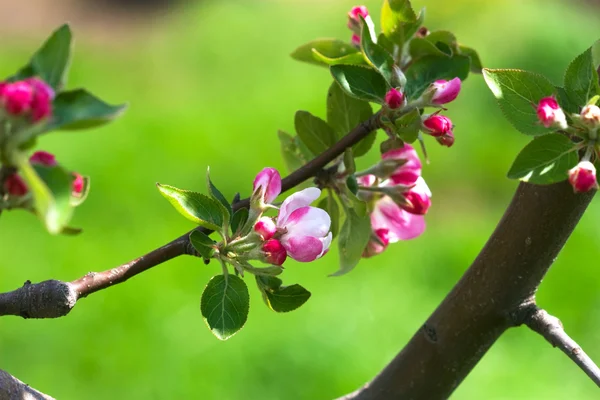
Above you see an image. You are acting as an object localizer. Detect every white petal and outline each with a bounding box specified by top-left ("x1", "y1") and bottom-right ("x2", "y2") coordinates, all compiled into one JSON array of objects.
[{"x1": 277, "y1": 187, "x2": 321, "y2": 226}]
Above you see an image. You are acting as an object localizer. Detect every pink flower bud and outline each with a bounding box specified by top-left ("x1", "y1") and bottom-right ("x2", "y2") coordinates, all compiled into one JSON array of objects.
[
  {"x1": 29, "y1": 151, "x2": 57, "y2": 167},
  {"x1": 1, "y1": 81, "x2": 34, "y2": 116},
  {"x1": 253, "y1": 167, "x2": 282, "y2": 205},
  {"x1": 254, "y1": 217, "x2": 277, "y2": 240},
  {"x1": 262, "y1": 239, "x2": 287, "y2": 266},
  {"x1": 362, "y1": 228, "x2": 390, "y2": 258},
  {"x1": 568, "y1": 161, "x2": 598, "y2": 193},
  {"x1": 581, "y1": 104, "x2": 600, "y2": 128},
  {"x1": 382, "y1": 144, "x2": 422, "y2": 185},
  {"x1": 27, "y1": 77, "x2": 54, "y2": 122},
  {"x1": 357, "y1": 174, "x2": 376, "y2": 187},
  {"x1": 72, "y1": 173, "x2": 85, "y2": 195},
  {"x1": 351, "y1": 34, "x2": 361, "y2": 48},
  {"x1": 400, "y1": 177, "x2": 432, "y2": 215},
  {"x1": 3, "y1": 174, "x2": 28, "y2": 196},
  {"x1": 348, "y1": 5, "x2": 369, "y2": 21},
  {"x1": 430, "y1": 78, "x2": 461, "y2": 105},
  {"x1": 536, "y1": 96, "x2": 567, "y2": 129},
  {"x1": 436, "y1": 132, "x2": 455, "y2": 147},
  {"x1": 423, "y1": 115, "x2": 453, "y2": 137},
  {"x1": 385, "y1": 88, "x2": 404, "y2": 109}
]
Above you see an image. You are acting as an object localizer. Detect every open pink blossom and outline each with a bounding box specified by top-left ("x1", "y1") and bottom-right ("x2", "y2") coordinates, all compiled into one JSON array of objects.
[
  {"x1": 382, "y1": 144, "x2": 422, "y2": 185},
  {"x1": 253, "y1": 167, "x2": 282, "y2": 204},
  {"x1": 371, "y1": 196, "x2": 425, "y2": 242},
  {"x1": 400, "y1": 177, "x2": 432, "y2": 215},
  {"x1": 429, "y1": 78, "x2": 461, "y2": 105},
  {"x1": 276, "y1": 187, "x2": 332, "y2": 262}
]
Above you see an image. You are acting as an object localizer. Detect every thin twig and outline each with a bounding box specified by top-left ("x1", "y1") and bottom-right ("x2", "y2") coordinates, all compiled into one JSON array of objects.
[{"x1": 524, "y1": 306, "x2": 600, "y2": 387}]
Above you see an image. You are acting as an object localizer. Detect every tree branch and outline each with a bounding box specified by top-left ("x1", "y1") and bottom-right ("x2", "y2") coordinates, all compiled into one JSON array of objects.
[
  {"x1": 523, "y1": 306, "x2": 600, "y2": 387},
  {"x1": 0, "y1": 112, "x2": 382, "y2": 319},
  {"x1": 0, "y1": 368, "x2": 54, "y2": 400},
  {"x1": 339, "y1": 181, "x2": 595, "y2": 399}
]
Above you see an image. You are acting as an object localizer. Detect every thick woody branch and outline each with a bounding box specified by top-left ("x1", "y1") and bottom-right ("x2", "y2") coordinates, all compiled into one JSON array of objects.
[
  {"x1": 0, "y1": 368, "x2": 54, "y2": 400},
  {"x1": 340, "y1": 181, "x2": 595, "y2": 400},
  {"x1": 523, "y1": 306, "x2": 600, "y2": 387}
]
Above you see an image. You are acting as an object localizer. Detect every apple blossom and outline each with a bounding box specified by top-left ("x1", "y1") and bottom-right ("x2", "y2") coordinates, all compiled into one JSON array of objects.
[
  {"x1": 252, "y1": 167, "x2": 282, "y2": 205},
  {"x1": 568, "y1": 161, "x2": 598, "y2": 193},
  {"x1": 536, "y1": 96, "x2": 567, "y2": 129}
]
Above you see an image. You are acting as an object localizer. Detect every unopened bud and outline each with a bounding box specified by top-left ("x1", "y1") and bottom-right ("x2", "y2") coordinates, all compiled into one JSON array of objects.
[
  {"x1": 30, "y1": 151, "x2": 57, "y2": 167},
  {"x1": 385, "y1": 88, "x2": 405, "y2": 109},
  {"x1": 436, "y1": 132, "x2": 455, "y2": 148},
  {"x1": 3, "y1": 174, "x2": 28, "y2": 196},
  {"x1": 362, "y1": 228, "x2": 390, "y2": 258},
  {"x1": 580, "y1": 104, "x2": 600, "y2": 129},
  {"x1": 252, "y1": 167, "x2": 282, "y2": 207},
  {"x1": 568, "y1": 161, "x2": 598, "y2": 193},
  {"x1": 536, "y1": 96, "x2": 567, "y2": 129},
  {"x1": 254, "y1": 217, "x2": 277, "y2": 241},
  {"x1": 72, "y1": 173, "x2": 85, "y2": 195},
  {"x1": 425, "y1": 78, "x2": 461, "y2": 105},
  {"x1": 1, "y1": 81, "x2": 33, "y2": 116},
  {"x1": 422, "y1": 115, "x2": 453, "y2": 137},
  {"x1": 351, "y1": 34, "x2": 361, "y2": 48},
  {"x1": 262, "y1": 239, "x2": 287, "y2": 266}
]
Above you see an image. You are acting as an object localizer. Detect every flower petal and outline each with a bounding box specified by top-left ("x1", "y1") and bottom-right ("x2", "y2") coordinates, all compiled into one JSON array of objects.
[
  {"x1": 317, "y1": 232, "x2": 333, "y2": 259},
  {"x1": 277, "y1": 187, "x2": 321, "y2": 226},
  {"x1": 284, "y1": 206, "x2": 331, "y2": 238},
  {"x1": 281, "y1": 235, "x2": 324, "y2": 262},
  {"x1": 372, "y1": 196, "x2": 425, "y2": 242}
]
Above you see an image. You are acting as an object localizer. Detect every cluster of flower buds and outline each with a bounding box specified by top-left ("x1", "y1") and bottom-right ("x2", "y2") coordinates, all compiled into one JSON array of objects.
[
  {"x1": 356, "y1": 144, "x2": 431, "y2": 258},
  {"x1": 0, "y1": 77, "x2": 54, "y2": 123},
  {"x1": 535, "y1": 96, "x2": 600, "y2": 193},
  {"x1": 3, "y1": 151, "x2": 84, "y2": 199},
  {"x1": 249, "y1": 168, "x2": 332, "y2": 266},
  {"x1": 347, "y1": 5, "x2": 374, "y2": 48}
]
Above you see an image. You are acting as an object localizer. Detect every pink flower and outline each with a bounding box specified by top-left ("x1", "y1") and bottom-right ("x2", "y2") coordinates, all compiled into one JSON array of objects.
[
  {"x1": 276, "y1": 187, "x2": 332, "y2": 262},
  {"x1": 1, "y1": 81, "x2": 34, "y2": 116},
  {"x1": 382, "y1": 144, "x2": 422, "y2": 185},
  {"x1": 351, "y1": 33, "x2": 361, "y2": 48},
  {"x1": 362, "y1": 228, "x2": 390, "y2": 258},
  {"x1": 254, "y1": 217, "x2": 276, "y2": 240},
  {"x1": 385, "y1": 88, "x2": 404, "y2": 109},
  {"x1": 3, "y1": 174, "x2": 28, "y2": 196},
  {"x1": 399, "y1": 177, "x2": 432, "y2": 215},
  {"x1": 72, "y1": 173, "x2": 85, "y2": 195},
  {"x1": 429, "y1": 78, "x2": 461, "y2": 105},
  {"x1": 423, "y1": 115, "x2": 453, "y2": 137},
  {"x1": 348, "y1": 5, "x2": 369, "y2": 21},
  {"x1": 536, "y1": 96, "x2": 567, "y2": 129},
  {"x1": 30, "y1": 151, "x2": 57, "y2": 167},
  {"x1": 27, "y1": 77, "x2": 54, "y2": 122},
  {"x1": 253, "y1": 167, "x2": 282, "y2": 205},
  {"x1": 581, "y1": 104, "x2": 600, "y2": 129},
  {"x1": 262, "y1": 239, "x2": 287, "y2": 266},
  {"x1": 568, "y1": 161, "x2": 598, "y2": 193},
  {"x1": 371, "y1": 196, "x2": 426, "y2": 242}
]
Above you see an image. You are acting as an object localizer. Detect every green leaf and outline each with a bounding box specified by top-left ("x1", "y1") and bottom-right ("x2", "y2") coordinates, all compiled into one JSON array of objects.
[
  {"x1": 330, "y1": 64, "x2": 389, "y2": 103},
  {"x1": 294, "y1": 111, "x2": 336, "y2": 155},
  {"x1": 311, "y1": 50, "x2": 366, "y2": 67},
  {"x1": 458, "y1": 45, "x2": 483, "y2": 73},
  {"x1": 318, "y1": 194, "x2": 340, "y2": 239},
  {"x1": 278, "y1": 130, "x2": 307, "y2": 173},
  {"x1": 12, "y1": 24, "x2": 72, "y2": 89},
  {"x1": 189, "y1": 230, "x2": 216, "y2": 260},
  {"x1": 256, "y1": 276, "x2": 311, "y2": 313},
  {"x1": 507, "y1": 133, "x2": 579, "y2": 184},
  {"x1": 409, "y1": 38, "x2": 450, "y2": 60},
  {"x1": 200, "y1": 274, "x2": 249, "y2": 340},
  {"x1": 15, "y1": 153, "x2": 74, "y2": 234},
  {"x1": 394, "y1": 108, "x2": 421, "y2": 143},
  {"x1": 291, "y1": 39, "x2": 361, "y2": 68},
  {"x1": 483, "y1": 69, "x2": 557, "y2": 136},
  {"x1": 331, "y1": 206, "x2": 372, "y2": 276},
  {"x1": 404, "y1": 55, "x2": 470, "y2": 100},
  {"x1": 206, "y1": 169, "x2": 231, "y2": 231},
  {"x1": 360, "y1": 19, "x2": 394, "y2": 85},
  {"x1": 326, "y1": 81, "x2": 375, "y2": 157},
  {"x1": 46, "y1": 89, "x2": 127, "y2": 132},
  {"x1": 230, "y1": 208, "x2": 249, "y2": 236},
  {"x1": 157, "y1": 184, "x2": 224, "y2": 231},
  {"x1": 381, "y1": 0, "x2": 418, "y2": 47},
  {"x1": 564, "y1": 41, "x2": 600, "y2": 108}
]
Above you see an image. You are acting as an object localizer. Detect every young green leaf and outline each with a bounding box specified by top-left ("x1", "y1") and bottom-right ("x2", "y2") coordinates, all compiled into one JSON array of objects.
[
  {"x1": 564, "y1": 41, "x2": 600, "y2": 108},
  {"x1": 330, "y1": 64, "x2": 389, "y2": 103},
  {"x1": 483, "y1": 69, "x2": 557, "y2": 136},
  {"x1": 12, "y1": 24, "x2": 72, "y2": 90},
  {"x1": 331, "y1": 206, "x2": 372, "y2": 276},
  {"x1": 255, "y1": 276, "x2": 311, "y2": 313},
  {"x1": 157, "y1": 184, "x2": 224, "y2": 231},
  {"x1": 507, "y1": 133, "x2": 579, "y2": 184},
  {"x1": 230, "y1": 208, "x2": 249, "y2": 236},
  {"x1": 458, "y1": 45, "x2": 483, "y2": 73},
  {"x1": 189, "y1": 230, "x2": 216, "y2": 260},
  {"x1": 46, "y1": 89, "x2": 127, "y2": 132},
  {"x1": 380, "y1": 0, "x2": 418, "y2": 47},
  {"x1": 206, "y1": 169, "x2": 232, "y2": 230},
  {"x1": 200, "y1": 274, "x2": 249, "y2": 340},
  {"x1": 291, "y1": 39, "x2": 361, "y2": 68},
  {"x1": 326, "y1": 81, "x2": 375, "y2": 157},
  {"x1": 15, "y1": 153, "x2": 74, "y2": 234},
  {"x1": 294, "y1": 111, "x2": 336, "y2": 155},
  {"x1": 394, "y1": 108, "x2": 422, "y2": 143},
  {"x1": 409, "y1": 38, "x2": 450, "y2": 60},
  {"x1": 404, "y1": 55, "x2": 470, "y2": 100},
  {"x1": 311, "y1": 50, "x2": 366, "y2": 67},
  {"x1": 360, "y1": 17, "x2": 395, "y2": 85}
]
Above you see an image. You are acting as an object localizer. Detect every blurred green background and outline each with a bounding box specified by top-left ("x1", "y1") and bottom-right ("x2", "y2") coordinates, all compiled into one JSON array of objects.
[{"x1": 1, "y1": 0, "x2": 600, "y2": 398}]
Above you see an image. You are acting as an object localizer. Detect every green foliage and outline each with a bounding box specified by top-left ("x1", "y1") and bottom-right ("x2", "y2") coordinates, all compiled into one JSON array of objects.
[
  {"x1": 11, "y1": 24, "x2": 72, "y2": 89},
  {"x1": 483, "y1": 69, "x2": 557, "y2": 136},
  {"x1": 394, "y1": 108, "x2": 422, "y2": 143},
  {"x1": 330, "y1": 64, "x2": 389, "y2": 103},
  {"x1": 206, "y1": 169, "x2": 231, "y2": 232},
  {"x1": 291, "y1": 39, "x2": 364, "y2": 68},
  {"x1": 230, "y1": 208, "x2": 249, "y2": 236},
  {"x1": 157, "y1": 184, "x2": 225, "y2": 231},
  {"x1": 458, "y1": 45, "x2": 483, "y2": 73},
  {"x1": 278, "y1": 130, "x2": 312, "y2": 174},
  {"x1": 326, "y1": 82, "x2": 375, "y2": 157},
  {"x1": 332, "y1": 205, "x2": 372, "y2": 277},
  {"x1": 380, "y1": 0, "x2": 422, "y2": 50},
  {"x1": 200, "y1": 274, "x2": 249, "y2": 340},
  {"x1": 189, "y1": 230, "x2": 216, "y2": 260},
  {"x1": 360, "y1": 18, "x2": 395, "y2": 85},
  {"x1": 563, "y1": 41, "x2": 600, "y2": 109},
  {"x1": 507, "y1": 134, "x2": 579, "y2": 184},
  {"x1": 256, "y1": 276, "x2": 311, "y2": 313},
  {"x1": 294, "y1": 111, "x2": 337, "y2": 155},
  {"x1": 318, "y1": 194, "x2": 340, "y2": 239},
  {"x1": 404, "y1": 55, "x2": 470, "y2": 99}
]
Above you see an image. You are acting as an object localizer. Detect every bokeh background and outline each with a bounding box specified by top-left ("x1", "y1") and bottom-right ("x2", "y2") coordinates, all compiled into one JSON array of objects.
[{"x1": 1, "y1": 0, "x2": 600, "y2": 398}]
